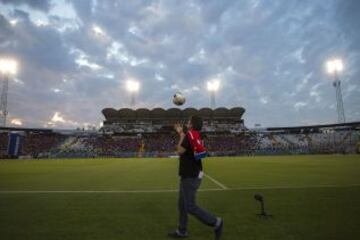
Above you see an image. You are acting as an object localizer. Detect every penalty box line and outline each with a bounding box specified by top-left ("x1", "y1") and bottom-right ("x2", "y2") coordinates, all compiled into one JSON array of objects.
[{"x1": 203, "y1": 173, "x2": 228, "y2": 190}]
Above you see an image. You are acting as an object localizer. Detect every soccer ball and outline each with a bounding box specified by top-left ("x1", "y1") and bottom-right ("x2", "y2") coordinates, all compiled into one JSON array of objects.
[{"x1": 173, "y1": 92, "x2": 186, "y2": 106}]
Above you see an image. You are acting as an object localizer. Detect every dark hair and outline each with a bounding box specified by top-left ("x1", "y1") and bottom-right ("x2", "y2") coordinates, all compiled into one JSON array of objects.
[{"x1": 190, "y1": 115, "x2": 203, "y2": 131}]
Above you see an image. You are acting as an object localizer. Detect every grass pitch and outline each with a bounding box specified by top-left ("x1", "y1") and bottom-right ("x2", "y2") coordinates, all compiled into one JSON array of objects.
[{"x1": 0, "y1": 155, "x2": 359, "y2": 240}]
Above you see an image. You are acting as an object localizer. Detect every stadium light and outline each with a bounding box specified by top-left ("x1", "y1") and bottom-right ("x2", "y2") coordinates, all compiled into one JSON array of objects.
[
  {"x1": 10, "y1": 19, "x2": 18, "y2": 26},
  {"x1": 326, "y1": 58, "x2": 343, "y2": 75},
  {"x1": 126, "y1": 79, "x2": 140, "y2": 107},
  {"x1": 207, "y1": 80, "x2": 220, "y2": 92},
  {"x1": 0, "y1": 58, "x2": 18, "y2": 75},
  {"x1": 0, "y1": 58, "x2": 18, "y2": 127},
  {"x1": 325, "y1": 58, "x2": 346, "y2": 123},
  {"x1": 126, "y1": 80, "x2": 140, "y2": 93},
  {"x1": 207, "y1": 80, "x2": 220, "y2": 109}
]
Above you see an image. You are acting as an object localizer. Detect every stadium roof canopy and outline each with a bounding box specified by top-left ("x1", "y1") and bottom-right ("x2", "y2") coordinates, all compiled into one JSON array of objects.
[{"x1": 102, "y1": 107, "x2": 245, "y2": 122}]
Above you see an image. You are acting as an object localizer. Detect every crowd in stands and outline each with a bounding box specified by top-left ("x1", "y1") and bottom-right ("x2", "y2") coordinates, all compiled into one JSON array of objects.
[
  {"x1": 21, "y1": 132, "x2": 67, "y2": 158},
  {"x1": 0, "y1": 128, "x2": 359, "y2": 159},
  {"x1": 0, "y1": 132, "x2": 8, "y2": 157},
  {"x1": 254, "y1": 130, "x2": 358, "y2": 155},
  {"x1": 205, "y1": 134, "x2": 258, "y2": 156}
]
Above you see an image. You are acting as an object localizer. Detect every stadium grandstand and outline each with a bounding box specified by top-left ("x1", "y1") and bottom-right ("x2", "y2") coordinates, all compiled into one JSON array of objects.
[
  {"x1": 101, "y1": 107, "x2": 246, "y2": 133},
  {"x1": 0, "y1": 108, "x2": 359, "y2": 159}
]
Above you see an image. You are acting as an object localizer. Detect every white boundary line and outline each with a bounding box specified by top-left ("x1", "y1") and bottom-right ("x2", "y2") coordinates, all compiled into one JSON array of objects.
[
  {"x1": 0, "y1": 184, "x2": 359, "y2": 194},
  {"x1": 0, "y1": 188, "x2": 223, "y2": 194},
  {"x1": 203, "y1": 173, "x2": 228, "y2": 189},
  {"x1": 229, "y1": 183, "x2": 360, "y2": 191}
]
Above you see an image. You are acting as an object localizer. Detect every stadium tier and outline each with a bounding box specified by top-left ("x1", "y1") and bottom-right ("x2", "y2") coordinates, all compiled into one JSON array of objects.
[
  {"x1": 0, "y1": 121, "x2": 359, "y2": 159},
  {"x1": 101, "y1": 107, "x2": 246, "y2": 133}
]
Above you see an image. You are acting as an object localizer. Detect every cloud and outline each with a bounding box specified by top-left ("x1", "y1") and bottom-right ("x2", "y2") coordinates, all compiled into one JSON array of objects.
[
  {"x1": 10, "y1": 118, "x2": 22, "y2": 126},
  {"x1": 260, "y1": 97, "x2": 268, "y2": 105},
  {"x1": 336, "y1": 0, "x2": 360, "y2": 52},
  {"x1": 294, "y1": 102, "x2": 307, "y2": 111},
  {"x1": 73, "y1": 48, "x2": 103, "y2": 70},
  {"x1": 0, "y1": 0, "x2": 52, "y2": 12},
  {"x1": 46, "y1": 112, "x2": 79, "y2": 128},
  {"x1": 295, "y1": 73, "x2": 312, "y2": 92}
]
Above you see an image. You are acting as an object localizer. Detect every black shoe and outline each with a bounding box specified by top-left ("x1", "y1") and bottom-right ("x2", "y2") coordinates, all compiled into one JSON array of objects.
[
  {"x1": 168, "y1": 230, "x2": 188, "y2": 238},
  {"x1": 214, "y1": 219, "x2": 223, "y2": 240}
]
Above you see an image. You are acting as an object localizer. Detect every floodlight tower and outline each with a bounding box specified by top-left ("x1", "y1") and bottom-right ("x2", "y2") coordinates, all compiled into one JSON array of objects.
[
  {"x1": 0, "y1": 58, "x2": 18, "y2": 127},
  {"x1": 126, "y1": 79, "x2": 140, "y2": 108},
  {"x1": 207, "y1": 80, "x2": 220, "y2": 109},
  {"x1": 326, "y1": 58, "x2": 346, "y2": 123}
]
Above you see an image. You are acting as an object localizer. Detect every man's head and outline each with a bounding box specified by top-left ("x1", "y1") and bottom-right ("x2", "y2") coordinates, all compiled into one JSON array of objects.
[{"x1": 187, "y1": 115, "x2": 203, "y2": 131}]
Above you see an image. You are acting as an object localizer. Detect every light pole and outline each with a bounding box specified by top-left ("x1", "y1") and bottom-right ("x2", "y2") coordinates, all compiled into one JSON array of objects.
[
  {"x1": 207, "y1": 80, "x2": 220, "y2": 109},
  {"x1": 326, "y1": 58, "x2": 345, "y2": 123},
  {"x1": 0, "y1": 58, "x2": 18, "y2": 127},
  {"x1": 126, "y1": 79, "x2": 140, "y2": 108}
]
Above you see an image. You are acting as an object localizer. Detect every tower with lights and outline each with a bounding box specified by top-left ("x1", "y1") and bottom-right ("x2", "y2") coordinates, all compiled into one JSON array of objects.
[
  {"x1": 326, "y1": 58, "x2": 346, "y2": 123},
  {"x1": 0, "y1": 58, "x2": 18, "y2": 127}
]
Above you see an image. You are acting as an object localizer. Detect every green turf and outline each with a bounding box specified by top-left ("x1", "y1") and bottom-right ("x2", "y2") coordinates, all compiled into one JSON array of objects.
[{"x1": 0, "y1": 155, "x2": 359, "y2": 240}]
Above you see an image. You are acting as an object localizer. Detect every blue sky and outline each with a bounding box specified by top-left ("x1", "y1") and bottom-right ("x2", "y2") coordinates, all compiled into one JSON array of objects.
[{"x1": 0, "y1": 0, "x2": 359, "y2": 129}]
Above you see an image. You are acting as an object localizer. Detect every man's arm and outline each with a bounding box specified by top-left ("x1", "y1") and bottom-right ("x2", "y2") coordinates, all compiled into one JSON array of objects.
[{"x1": 174, "y1": 123, "x2": 186, "y2": 154}]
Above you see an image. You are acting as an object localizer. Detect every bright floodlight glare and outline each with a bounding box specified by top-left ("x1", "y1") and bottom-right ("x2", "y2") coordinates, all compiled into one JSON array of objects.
[
  {"x1": 10, "y1": 19, "x2": 18, "y2": 26},
  {"x1": 207, "y1": 80, "x2": 220, "y2": 92},
  {"x1": 126, "y1": 80, "x2": 140, "y2": 92},
  {"x1": 326, "y1": 58, "x2": 344, "y2": 74},
  {"x1": 0, "y1": 58, "x2": 18, "y2": 75}
]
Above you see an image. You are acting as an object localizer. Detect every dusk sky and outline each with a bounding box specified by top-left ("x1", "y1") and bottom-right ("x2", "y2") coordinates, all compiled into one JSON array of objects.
[{"x1": 0, "y1": 0, "x2": 359, "y2": 129}]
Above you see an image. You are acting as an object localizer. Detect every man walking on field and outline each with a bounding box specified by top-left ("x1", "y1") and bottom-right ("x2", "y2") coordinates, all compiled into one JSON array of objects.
[{"x1": 168, "y1": 115, "x2": 223, "y2": 239}]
